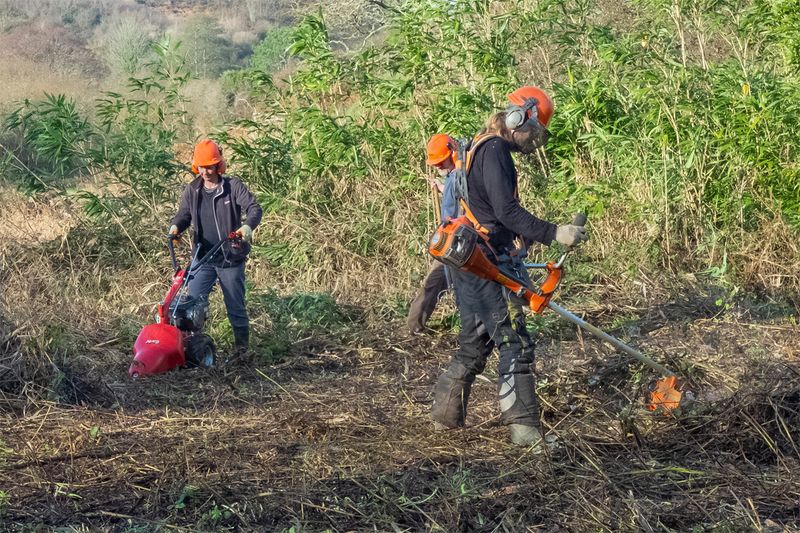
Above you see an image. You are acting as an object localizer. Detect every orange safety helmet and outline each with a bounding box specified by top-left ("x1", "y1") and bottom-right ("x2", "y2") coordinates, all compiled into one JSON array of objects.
[
  {"x1": 191, "y1": 139, "x2": 227, "y2": 174},
  {"x1": 425, "y1": 134, "x2": 456, "y2": 166},
  {"x1": 507, "y1": 86, "x2": 554, "y2": 127}
]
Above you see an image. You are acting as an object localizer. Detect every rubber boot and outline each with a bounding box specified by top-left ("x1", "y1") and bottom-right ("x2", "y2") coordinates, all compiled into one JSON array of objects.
[
  {"x1": 232, "y1": 326, "x2": 250, "y2": 356},
  {"x1": 431, "y1": 361, "x2": 474, "y2": 429}
]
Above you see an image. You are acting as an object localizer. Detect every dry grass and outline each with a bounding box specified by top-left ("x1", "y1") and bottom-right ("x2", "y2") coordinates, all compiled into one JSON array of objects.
[
  {"x1": 0, "y1": 57, "x2": 103, "y2": 115},
  {"x1": 0, "y1": 305, "x2": 798, "y2": 531}
]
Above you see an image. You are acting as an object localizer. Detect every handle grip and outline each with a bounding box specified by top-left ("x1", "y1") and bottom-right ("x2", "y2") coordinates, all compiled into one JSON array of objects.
[{"x1": 166, "y1": 235, "x2": 179, "y2": 271}]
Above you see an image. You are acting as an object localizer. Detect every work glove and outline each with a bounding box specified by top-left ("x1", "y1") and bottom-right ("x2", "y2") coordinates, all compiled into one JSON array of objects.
[
  {"x1": 168, "y1": 225, "x2": 180, "y2": 237},
  {"x1": 555, "y1": 224, "x2": 588, "y2": 247},
  {"x1": 236, "y1": 224, "x2": 253, "y2": 242}
]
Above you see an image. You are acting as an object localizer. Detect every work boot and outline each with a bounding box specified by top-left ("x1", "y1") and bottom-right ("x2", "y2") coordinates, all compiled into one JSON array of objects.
[
  {"x1": 509, "y1": 424, "x2": 544, "y2": 450},
  {"x1": 232, "y1": 327, "x2": 250, "y2": 357},
  {"x1": 431, "y1": 361, "x2": 474, "y2": 429}
]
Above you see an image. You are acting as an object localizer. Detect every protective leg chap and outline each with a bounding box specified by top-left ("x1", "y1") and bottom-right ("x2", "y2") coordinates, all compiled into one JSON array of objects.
[
  {"x1": 452, "y1": 269, "x2": 541, "y2": 428},
  {"x1": 407, "y1": 261, "x2": 448, "y2": 334}
]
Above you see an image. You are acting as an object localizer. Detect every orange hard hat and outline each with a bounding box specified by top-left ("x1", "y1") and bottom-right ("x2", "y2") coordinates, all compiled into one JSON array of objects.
[
  {"x1": 426, "y1": 134, "x2": 456, "y2": 166},
  {"x1": 191, "y1": 139, "x2": 227, "y2": 174},
  {"x1": 508, "y1": 86, "x2": 554, "y2": 127}
]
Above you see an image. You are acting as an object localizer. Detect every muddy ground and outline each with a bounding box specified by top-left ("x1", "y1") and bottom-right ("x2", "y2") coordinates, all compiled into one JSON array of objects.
[{"x1": 1, "y1": 301, "x2": 799, "y2": 532}]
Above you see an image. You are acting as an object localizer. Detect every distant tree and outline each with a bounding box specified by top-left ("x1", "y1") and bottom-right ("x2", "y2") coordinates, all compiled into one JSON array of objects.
[
  {"x1": 250, "y1": 26, "x2": 293, "y2": 72},
  {"x1": 92, "y1": 12, "x2": 156, "y2": 75},
  {"x1": 177, "y1": 15, "x2": 238, "y2": 78}
]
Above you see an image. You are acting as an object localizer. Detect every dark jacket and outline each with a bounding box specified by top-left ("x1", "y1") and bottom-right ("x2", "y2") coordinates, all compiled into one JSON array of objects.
[
  {"x1": 172, "y1": 175, "x2": 263, "y2": 262},
  {"x1": 466, "y1": 137, "x2": 556, "y2": 250}
]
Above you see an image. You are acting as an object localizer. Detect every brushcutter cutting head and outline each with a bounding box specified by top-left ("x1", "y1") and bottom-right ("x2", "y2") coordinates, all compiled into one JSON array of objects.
[{"x1": 646, "y1": 376, "x2": 687, "y2": 413}]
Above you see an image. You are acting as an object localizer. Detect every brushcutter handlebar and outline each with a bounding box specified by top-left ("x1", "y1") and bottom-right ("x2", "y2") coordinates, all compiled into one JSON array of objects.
[{"x1": 554, "y1": 213, "x2": 587, "y2": 268}]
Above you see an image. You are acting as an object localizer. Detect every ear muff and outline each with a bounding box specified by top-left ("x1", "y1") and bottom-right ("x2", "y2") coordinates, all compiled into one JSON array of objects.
[
  {"x1": 505, "y1": 105, "x2": 528, "y2": 130},
  {"x1": 504, "y1": 98, "x2": 540, "y2": 131}
]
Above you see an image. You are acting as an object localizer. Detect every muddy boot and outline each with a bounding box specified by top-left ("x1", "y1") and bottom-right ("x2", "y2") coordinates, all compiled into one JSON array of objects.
[
  {"x1": 431, "y1": 361, "x2": 474, "y2": 429},
  {"x1": 509, "y1": 424, "x2": 544, "y2": 450},
  {"x1": 232, "y1": 326, "x2": 250, "y2": 358}
]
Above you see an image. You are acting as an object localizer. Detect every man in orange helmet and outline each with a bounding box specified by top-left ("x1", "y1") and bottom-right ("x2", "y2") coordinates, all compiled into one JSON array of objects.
[
  {"x1": 169, "y1": 139, "x2": 263, "y2": 356},
  {"x1": 430, "y1": 86, "x2": 587, "y2": 446},
  {"x1": 407, "y1": 134, "x2": 460, "y2": 334}
]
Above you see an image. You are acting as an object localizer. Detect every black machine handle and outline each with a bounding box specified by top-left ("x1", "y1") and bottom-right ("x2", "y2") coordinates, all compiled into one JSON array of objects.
[
  {"x1": 166, "y1": 234, "x2": 180, "y2": 271},
  {"x1": 166, "y1": 232, "x2": 241, "y2": 274},
  {"x1": 187, "y1": 232, "x2": 243, "y2": 273}
]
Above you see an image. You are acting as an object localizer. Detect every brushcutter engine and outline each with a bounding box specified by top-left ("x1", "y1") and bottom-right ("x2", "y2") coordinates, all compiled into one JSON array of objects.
[{"x1": 428, "y1": 217, "x2": 481, "y2": 269}]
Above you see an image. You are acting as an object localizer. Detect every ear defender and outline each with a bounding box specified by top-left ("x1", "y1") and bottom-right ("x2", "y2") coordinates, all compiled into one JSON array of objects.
[{"x1": 504, "y1": 97, "x2": 540, "y2": 131}]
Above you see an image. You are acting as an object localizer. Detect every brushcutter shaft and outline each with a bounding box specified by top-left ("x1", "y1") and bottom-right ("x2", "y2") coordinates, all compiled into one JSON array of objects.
[{"x1": 546, "y1": 302, "x2": 674, "y2": 377}]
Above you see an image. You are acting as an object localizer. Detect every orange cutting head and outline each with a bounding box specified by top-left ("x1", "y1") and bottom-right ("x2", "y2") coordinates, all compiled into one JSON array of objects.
[{"x1": 646, "y1": 376, "x2": 684, "y2": 413}]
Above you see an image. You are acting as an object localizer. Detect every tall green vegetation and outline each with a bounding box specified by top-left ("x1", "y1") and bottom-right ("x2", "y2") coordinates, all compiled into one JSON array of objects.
[
  {"x1": 91, "y1": 12, "x2": 157, "y2": 75},
  {"x1": 4, "y1": 40, "x2": 191, "y2": 237},
  {"x1": 220, "y1": 0, "x2": 800, "y2": 296},
  {"x1": 3, "y1": 0, "x2": 799, "y2": 301},
  {"x1": 177, "y1": 15, "x2": 240, "y2": 79},
  {"x1": 250, "y1": 26, "x2": 294, "y2": 73}
]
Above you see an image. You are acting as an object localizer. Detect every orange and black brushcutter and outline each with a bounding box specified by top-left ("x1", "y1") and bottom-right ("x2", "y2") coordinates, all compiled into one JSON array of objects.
[{"x1": 428, "y1": 214, "x2": 686, "y2": 413}]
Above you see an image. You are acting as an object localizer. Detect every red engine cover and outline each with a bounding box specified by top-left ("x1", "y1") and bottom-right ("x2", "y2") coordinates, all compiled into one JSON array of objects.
[{"x1": 129, "y1": 323, "x2": 185, "y2": 378}]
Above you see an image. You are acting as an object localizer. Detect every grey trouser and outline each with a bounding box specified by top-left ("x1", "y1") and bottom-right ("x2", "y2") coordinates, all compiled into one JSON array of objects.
[
  {"x1": 188, "y1": 262, "x2": 249, "y2": 331},
  {"x1": 407, "y1": 261, "x2": 449, "y2": 333},
  {"x1": 431, "y1": 264, "x2": 538, "y2": 428}
]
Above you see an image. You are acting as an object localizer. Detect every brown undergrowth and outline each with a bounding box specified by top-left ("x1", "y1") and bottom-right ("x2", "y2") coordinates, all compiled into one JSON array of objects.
[
  {"x1": 1, "y1": 282, "x2": 798, "y2": 531},
  {"x1": 1, "y1": 186, "x2": 799, "y2": 531}
]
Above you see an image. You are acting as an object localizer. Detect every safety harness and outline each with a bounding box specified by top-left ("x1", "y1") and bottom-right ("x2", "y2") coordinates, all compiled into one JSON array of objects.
[{"x1": 453, "y1": 133, "x2": 502, "y2": 235}]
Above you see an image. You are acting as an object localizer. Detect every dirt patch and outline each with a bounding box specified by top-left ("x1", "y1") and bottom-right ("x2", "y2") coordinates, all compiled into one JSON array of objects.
[{"x1": 1, "y1": 313, "x2": 799, "y2": 530}]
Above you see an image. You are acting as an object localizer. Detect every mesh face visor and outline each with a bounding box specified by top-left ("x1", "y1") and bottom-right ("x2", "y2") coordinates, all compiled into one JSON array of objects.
[{"x1": 522, "y1": 97, "x2": 552, "y2": 140}]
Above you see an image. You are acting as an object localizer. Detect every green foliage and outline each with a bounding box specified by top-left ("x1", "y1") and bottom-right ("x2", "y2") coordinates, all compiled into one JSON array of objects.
[
  {"x1": 4, "y1": 93, "x2": 92, "y2": 189},
  {"x1": 92, "y1": 13, "x2": 156, "y2": 76},
  {"x1": 215, "y1": 119, "x2": 294, "y2": 197},
  {"x1": 171, "y1": 484, "x2": 198, "y2": 511},
  {"x1": 81, "y1": 38, "x2": 192, "y2": 229},
  {"x1": 251, "y1": 26, "x2": 294, "y2": 73},
  {"x1": 745, "y1": 0, "x2": 800, "y2": 72},
  {"x1": 249, "y1": 291, "x2": 350, "y2": 359},
  {"x1": 289, "y1": 10, "x2": 341, "y2": 94},
  {"x1": 177, "y1": 15, "x2": 239, "y2": 78}
]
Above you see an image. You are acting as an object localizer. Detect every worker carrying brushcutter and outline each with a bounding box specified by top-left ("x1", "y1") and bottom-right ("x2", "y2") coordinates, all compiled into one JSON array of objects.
[
  {"x1": 407, "y1": 134, "x2": 460, "y2": 334},
  {"x1": 430, "y1": 86, "x2": 588, "y2": 446},
  {"x1": 169, "y1": 139, "x2": 263, "y2": 355}
]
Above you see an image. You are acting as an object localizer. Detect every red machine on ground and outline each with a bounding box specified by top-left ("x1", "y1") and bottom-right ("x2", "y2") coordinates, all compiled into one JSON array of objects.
[{"x1": 129, "y1": 233, "x2": 241, "y2": 378}]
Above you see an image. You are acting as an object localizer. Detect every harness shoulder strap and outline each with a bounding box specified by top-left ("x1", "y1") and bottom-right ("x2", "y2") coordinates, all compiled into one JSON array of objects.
[{"x1": 456, "y1": 133, "x2": 501, "y2": 235}]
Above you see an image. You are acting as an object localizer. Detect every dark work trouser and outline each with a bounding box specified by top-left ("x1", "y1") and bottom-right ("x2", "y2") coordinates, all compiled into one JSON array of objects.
[
  {"x1": 188, "y1": 262, "x2": 249, "y2": 341},
  {"x1": 431, "y1": 266, "x2": 538, "y2": 428},
  {"x1": 407, "y1": 261, "x2": 449, "y2": 333}
]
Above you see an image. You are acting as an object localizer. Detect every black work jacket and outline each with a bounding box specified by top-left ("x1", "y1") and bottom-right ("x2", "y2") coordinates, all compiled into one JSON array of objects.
[
  {"x1": 171, "y1": 175, "x2": 263, "y2": 261},
  {"x1": 466, "y1": 137, "x2": 557, "y2": 251}
]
